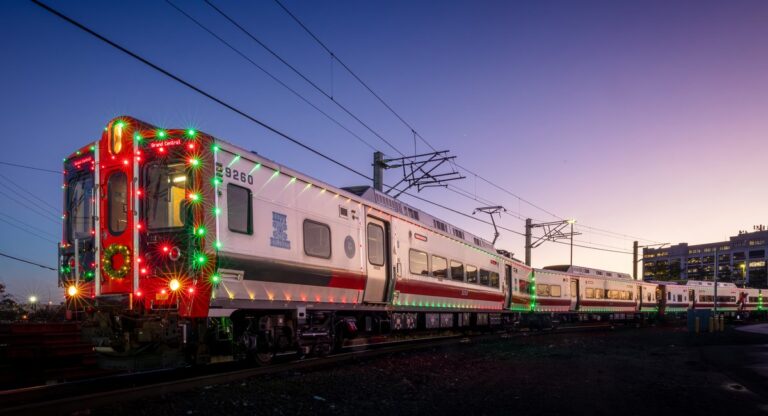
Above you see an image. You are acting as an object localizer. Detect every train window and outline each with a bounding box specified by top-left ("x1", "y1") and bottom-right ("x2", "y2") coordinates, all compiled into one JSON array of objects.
[
  {"x1": 490, "y1": 272, "x2": 500, "y2": 288},
  {"x1": 107, "y1": 171, "x2": 128, "y2": 235},
  {"x1": 627, "y1": 291, "x2": 633, "y2": 301},
  {"x1": 537, "y1": 284, "x2": 550, "y2": 296},
  {"x1": 367, "y1": 223, "x2": 385, "y2": 266},
  {"x1": 146, "y1": 162, "x2": 187, "y2": 230},
  {"x1": 668, "y1": 292, "x2": 671, "y2": 301},
  {"x1": 67, "y1": 174, "x2": 94, "y2": 240},
  {"x1": 304, "y1": 219, "x2": 331, "y2": 259},
  {"x1": 227, "y1": 184, "x2": 252, "y2": 234},
  {"x1": 479, "y1": 269, "x2": 490, "y2": 286},
  {"x1": 677, "y1": 294, "x2": 682, "y2": 302},
  {"x1": 586, "y1": 288, "x2": 595, "y2": 299},
  {"x1": 409, "y1": 249, "x2": 429, "y2": 276},
  {"x1": 466, "y1": 265, "x2": 478, "y2": 283},
  {"x1": 550, "y1": 285, "x2": 561, "y2": 297},
  {"x1": 570, "y1": 281, "x2": 577, "y2": 298},
  {"x1": 432, "y1": 256, "x2": 448, "y2": 278},
  {"x1": 519, "y1": 280, "x2": 529, "y2": 293},
  {"x1": 620, "y1": 291, "x2": 629, "y2": 300},
  {"x1": 450, "y1": 261, "x2": 464, "y2": 281},
  {"x1": 595, "y1": 289, "x2": 605, "y2": 299}
]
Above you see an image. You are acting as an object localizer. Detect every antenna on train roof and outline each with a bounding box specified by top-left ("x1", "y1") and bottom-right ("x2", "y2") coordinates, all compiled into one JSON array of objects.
[{"x1": 473, "y1": 206, "x2": 506, "y2": 245}]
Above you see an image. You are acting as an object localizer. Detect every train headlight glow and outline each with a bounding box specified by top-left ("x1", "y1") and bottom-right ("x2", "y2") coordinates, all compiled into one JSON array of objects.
[
  {"x1": 67, "y1": 285, "x2": 78, "y2": 297},
  {"x1": 169, "y1": 279, "x2": 181, "y2": 292}
]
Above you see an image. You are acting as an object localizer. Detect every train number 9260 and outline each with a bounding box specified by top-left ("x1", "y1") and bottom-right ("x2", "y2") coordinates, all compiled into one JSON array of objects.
[{"x1": 224, "y1": 167, "x2": 254, "y2": 185}]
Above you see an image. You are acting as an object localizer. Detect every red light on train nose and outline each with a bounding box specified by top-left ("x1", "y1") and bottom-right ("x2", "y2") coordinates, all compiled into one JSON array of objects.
[
  {"x1": 188, "y1": 287, "x2": 195, "y2": 294},
  {"x1": 162, "y1": 245, "x2": 170, "y2": 253},
  {"x1": 135, "y1": 291, "x2": 142, "y2": 297},
  {"x1": 187, "y1": 143, "x2": 195, "y2": 150}
]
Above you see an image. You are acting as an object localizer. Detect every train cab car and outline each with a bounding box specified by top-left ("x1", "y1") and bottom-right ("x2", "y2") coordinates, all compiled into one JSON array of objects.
[
  {"x1": 739, "y1": 288, "x2": 763, "y2": 312},
  {"x1": 656, "y1": 282, "x2": 690, "y2": 315}
]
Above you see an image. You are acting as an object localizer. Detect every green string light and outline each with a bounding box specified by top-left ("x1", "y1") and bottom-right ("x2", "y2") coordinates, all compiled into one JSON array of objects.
[
  {"x1": 186, "y1": 129, "x2": 196, "y2": 137},
  {"x1": 157, "y1": 129, "x2": 167, "y2": 139}
]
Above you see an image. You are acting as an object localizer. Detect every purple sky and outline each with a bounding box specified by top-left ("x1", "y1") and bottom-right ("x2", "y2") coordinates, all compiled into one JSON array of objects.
[{"x1": 1, "y1": 0, "x2": 768, "y2": 300}]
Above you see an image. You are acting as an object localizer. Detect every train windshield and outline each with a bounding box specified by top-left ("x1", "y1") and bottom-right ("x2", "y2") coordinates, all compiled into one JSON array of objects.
[
  {"x1": 67, "y1": 174, "x2": 94, "y2": 240},
  {"x1": 145, "y1": 161, "x2": 187, "y2": 230}
]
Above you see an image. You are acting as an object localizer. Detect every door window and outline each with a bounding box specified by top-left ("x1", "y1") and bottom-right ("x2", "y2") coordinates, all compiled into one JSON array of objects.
[
  {"x1": 367, "y1": 223, "x2": 385, "y2": 266},
  {"x1": 107, "y1": 171, "x2": 128, "y2": 235}
]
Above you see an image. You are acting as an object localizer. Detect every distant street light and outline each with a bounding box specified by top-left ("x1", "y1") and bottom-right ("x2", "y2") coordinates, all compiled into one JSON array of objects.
[{"x1": 29, "y1": 295, "x2": 37, "y2": 312}]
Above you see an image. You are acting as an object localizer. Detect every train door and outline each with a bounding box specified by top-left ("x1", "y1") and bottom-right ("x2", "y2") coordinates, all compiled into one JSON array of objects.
[
  {"x1": 570, "y1": 278, "x2": 579, "y2": 311},
  {"x1": 504, "y1": 264, "x2": 513, "y2": 309},
  {"x1": 98, "y1": 121, "x2": 137, "y2": 295},
  {"x1": 689, "y1": 289, "x2": 696, "y2": 309},
  {"x1": 363, "y1": 217, "x2": 390, "y2": 303}
]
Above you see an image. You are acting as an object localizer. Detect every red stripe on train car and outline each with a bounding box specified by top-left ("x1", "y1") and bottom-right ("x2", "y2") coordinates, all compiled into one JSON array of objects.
[
  {"x1": 396, "y1": 279, "x2": 505, "y2": 302},
  {"x1": 536, "y1": 298, "x2": 571, "y2": 306},
  {"x1": 328, "y1": 271, "x2": 367, "y2": 290},
  {"x1": 580, "y1": 300, "x2": 636, "y2": 307}
]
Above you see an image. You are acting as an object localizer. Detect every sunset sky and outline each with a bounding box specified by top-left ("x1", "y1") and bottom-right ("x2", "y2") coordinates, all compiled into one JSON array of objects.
[{"x1": 1, "y1": 0, "x2": 768, "y2": 300}]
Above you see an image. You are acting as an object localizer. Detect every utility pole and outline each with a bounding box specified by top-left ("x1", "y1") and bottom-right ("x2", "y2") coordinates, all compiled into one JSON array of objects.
[
  {"x1": 525, "y1": 219, "x2": 532, "y2": 266},
  {"x1": 569, "y1": 220, "x2": 575, "y2": 268},
  {"x1": 373, "y1": 151, "x2": 384, "y2": 192},
  {"x1": 632, "y1": 241, "x2": 639, "y2": 280},
  {"x1": 714, "y1": 246, "x2": 718, "y2": 314}
]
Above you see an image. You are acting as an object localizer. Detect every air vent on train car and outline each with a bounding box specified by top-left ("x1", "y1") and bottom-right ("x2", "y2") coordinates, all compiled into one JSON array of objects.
[
  {"x1": 339, "y1": 206, "x2": 348, "y2": 219},
  {"x1": 219, "y1": 268, "x2": 244, "y2": 281}
]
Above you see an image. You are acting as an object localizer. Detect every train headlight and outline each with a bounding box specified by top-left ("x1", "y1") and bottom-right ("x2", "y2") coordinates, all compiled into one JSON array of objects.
[
  {"x1": 67, "y1": 285, "x2": 78, "y2": 297},
  {"x1": 169, "y1": 279, "x2": 181, "y2": 292}
]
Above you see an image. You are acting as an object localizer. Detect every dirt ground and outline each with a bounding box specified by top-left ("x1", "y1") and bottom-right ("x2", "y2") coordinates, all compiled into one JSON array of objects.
[{"x1": 94, "y1": 325, "x2": 768, "y2": 416}]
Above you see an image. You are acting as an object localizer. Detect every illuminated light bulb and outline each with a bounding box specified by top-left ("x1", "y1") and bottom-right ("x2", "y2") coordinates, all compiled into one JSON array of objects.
[
  {"x1": 140, "y1": 268, "x2": 147, "y2": 275},
  {"x1": 76, "y1": 151, "x2": 81, "y2": 155},
  {"x1": 134, "y1": 132, "x2": 142, "y2": 141},
  {"x1": 211, "y1": 144, "x2": 220, "y2": 152},
  {"x1": 123, "y1": 159, "x2": 129, "y2": 166},
  {"x1": 189, "y1": 158, "x2": 200, "y2": 167},
  {"x1": 188, "y1": 287, "x2": 195, "y2": 294},
  {"x1": 89, "y1": 145, "x2": 95, "y2": 152},
  {"x1": 160, "y1": 289, "x2": 167, "y2": 295},
  {"x1": 157, "y1": 130, "x2": 166, "y2": 139},
  {"x1": 187, "y1": 143, "x2": 195, "y2": 150},
  {"x1": 162, "y1": 245, "x2": 170, "y2": 253},
  {"x1": 169, "y1": 279, "x2": 180, "y2": 291},
  {"x1": 29, "y1": 295, "x2": 37, "y2": 303},
  {"x1": 195, "y1": 227, "x2": 206, "y2": 237},
  {"x1": 136, "y1": 223, "x2": 142, "y2": 230},
  {"x1": 196, "y1": 254, "x2": 207, "y2": 265},
  {"x1": 135, "y1": 291, "x2": 142, "y2": 297},
  {"x1": 188, "y1": 193, "x2": 200, "y2": 202},
  {"x1": 214, "y1": 240, "x2": 222, "y2": 249},
  {"x1": 213, "y1": 207, "x2": 221, "y2": 216},
  {"x1": 211, "y1": 274, "x2": 221, "y2": 284},
  {"x1": 67, "y1": 285, "x2": 78, "y2": 297},
  {"x1": 186, "y1": 129, "x2": 196, "y2": 137},
  {"x1": 158, "y1": 147, "x2": 166, "y2": 153}
]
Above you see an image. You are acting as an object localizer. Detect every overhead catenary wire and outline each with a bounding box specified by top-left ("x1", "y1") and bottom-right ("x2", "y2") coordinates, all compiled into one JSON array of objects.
[
  {"x1": 0, "y1": 251, "x2": 57, "y2": 271},
  {"x1": 0, "y1": 217, "x2": 58, "y2": 244},
  {"x1": 272, "y1": 1, "x2": 660, "y2": 245},
  {"x1": 164, "y1": 0, "x2": 379, "y2": 153},
  {"x1": 0, "y1": 160, "x2": 60, "y2": 174},
  {"x1": 30, "y1": 0, "x2": 633, "y2": 257},
  {"x1": 0, "y1": 174, "x2": 60, "y2": 215},
  {"x1": 203, "y1": 0, "x2": 406, "y2": 158},
  {"x1": 0, "y1": 188, "x2": 61, "y2": 224}
]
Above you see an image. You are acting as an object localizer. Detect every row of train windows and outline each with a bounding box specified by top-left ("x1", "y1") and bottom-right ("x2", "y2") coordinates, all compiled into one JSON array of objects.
[
  {"x1": 667, "y1": 293, "x2": 687, "y2": 302},
  {"x1": 698, "y1": 296, "x2": 736, "y2": 302},
  {"x1": 749, "y1": 297, "x2": 761, "y2": 303},
  {"x1": 535, "y1": 284, "x2": 562, "y2": 297},
  {"x1": 225, "y1": 184, "x2": 389, "y2": 264},
  {"x1": 585, "y1": 288, "x2": 633, "y2": 300},
  {"x1": 409, "y1": 249, "x2": 499, "y2": 288}
]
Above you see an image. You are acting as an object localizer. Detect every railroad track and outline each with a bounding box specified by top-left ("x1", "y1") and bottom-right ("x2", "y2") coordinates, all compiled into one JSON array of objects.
[{"x1": 0, "y1": 322, "x2": 616, "y2": 416}]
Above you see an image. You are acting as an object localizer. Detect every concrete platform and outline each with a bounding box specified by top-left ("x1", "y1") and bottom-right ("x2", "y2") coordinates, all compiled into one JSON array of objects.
[{"x1": 736, "y1": 323, "x2": 768, "y2": 335}]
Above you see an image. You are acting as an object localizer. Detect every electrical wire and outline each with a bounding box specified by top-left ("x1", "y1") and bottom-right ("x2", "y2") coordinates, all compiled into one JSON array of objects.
[
  {"x1": 0, "y1": 251, "x2": 57, "y2": 271},
  {"x1": 0, "y1": 217, "x2": 58, "y2": 244},
  {"x1": 272, "y1": 0, "x2": 661, "y2": 244},
  {"x1": 165, "y1": 0, "x2": 379, "y2": 153},
  {"x1": 0, "y1": 174, "x2": 60, "y2": 215},
  {"x1": 203, "y1": 0, "x2": 406, "y2": 157},
  {"x1": 0, "y1": 212, "x2": 59, "y2": 239},
  {"x1": 0, "y1": 160, "x2": 60, "y2": 174},
  {"x1": 0, "y1": 188, "x2": 61, "y2": 223},
  {"x1": 30, "y1": 0, "x2": 634, "y2": 257}
]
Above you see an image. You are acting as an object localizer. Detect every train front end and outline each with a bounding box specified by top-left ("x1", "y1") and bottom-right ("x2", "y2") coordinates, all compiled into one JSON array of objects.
[{"x1": 61, "y1": 116, "x2": 218, "y2": 353}]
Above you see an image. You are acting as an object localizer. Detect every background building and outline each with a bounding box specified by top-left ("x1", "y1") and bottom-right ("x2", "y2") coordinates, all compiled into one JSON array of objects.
[{"x1": 643, "y1": 228, "x2": 768, "y2": 288}]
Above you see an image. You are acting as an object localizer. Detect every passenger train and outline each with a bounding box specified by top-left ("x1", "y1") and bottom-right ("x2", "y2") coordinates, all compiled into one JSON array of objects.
[{"x1": 59, "y1": 116, "x2": 765, "y2": 363}]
